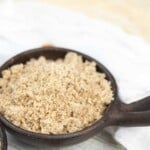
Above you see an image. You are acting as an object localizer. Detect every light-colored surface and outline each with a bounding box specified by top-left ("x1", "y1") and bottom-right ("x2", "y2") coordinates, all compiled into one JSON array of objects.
[
  {"x1": 42, "y1": 0, "x2": 150, "y2": 41},
  {"x1": 0, "y1": 1, "x2": 150, "y2": 150}
]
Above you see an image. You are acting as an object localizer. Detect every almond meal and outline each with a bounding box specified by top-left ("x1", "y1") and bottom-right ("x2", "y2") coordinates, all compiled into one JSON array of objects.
[{"x1": 0, "y1": 52, "x2": 113, "y2": 134}]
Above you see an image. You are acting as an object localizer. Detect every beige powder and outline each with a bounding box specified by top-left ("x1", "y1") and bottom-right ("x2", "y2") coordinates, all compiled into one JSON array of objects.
[{"x1": 0, "y1": 52, "x2": 113, "y2": 134}]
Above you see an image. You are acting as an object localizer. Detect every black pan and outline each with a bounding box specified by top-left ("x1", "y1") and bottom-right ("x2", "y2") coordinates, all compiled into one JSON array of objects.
[{"x1": 0, "y1": 47, "x2": 150, "y2": 148}]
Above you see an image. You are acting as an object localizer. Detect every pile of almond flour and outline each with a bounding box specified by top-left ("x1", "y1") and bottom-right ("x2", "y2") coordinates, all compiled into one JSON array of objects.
[{"x1": 0, "y1": 52, "x2": 113, "y2": 134}]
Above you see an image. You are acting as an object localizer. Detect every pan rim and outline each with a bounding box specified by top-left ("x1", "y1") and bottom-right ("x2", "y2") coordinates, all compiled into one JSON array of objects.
[{"x1": 0, "y1": 47, "x2": 118, "y2": 140}]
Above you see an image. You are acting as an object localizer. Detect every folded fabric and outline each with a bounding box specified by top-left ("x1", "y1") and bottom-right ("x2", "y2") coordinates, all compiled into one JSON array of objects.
[{"x1": 0, "y1": 1, "x2": 150, "y2": 150}]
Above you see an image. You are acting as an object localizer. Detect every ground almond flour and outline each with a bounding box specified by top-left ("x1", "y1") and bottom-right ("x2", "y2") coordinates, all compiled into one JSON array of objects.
[{"x1": 0, "y1": 52, "x2": 113, "y2": 134}]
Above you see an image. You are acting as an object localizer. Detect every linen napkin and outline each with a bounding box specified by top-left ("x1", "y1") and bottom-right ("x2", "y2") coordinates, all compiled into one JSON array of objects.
[{"x1": 0, "y1": 1, "x2": 150, "y2": 150}]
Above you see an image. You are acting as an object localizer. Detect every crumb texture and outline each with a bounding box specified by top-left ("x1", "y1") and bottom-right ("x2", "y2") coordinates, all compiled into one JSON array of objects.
[{"x1": 0, "y1": 52, "x2": 113, "y2": 134}]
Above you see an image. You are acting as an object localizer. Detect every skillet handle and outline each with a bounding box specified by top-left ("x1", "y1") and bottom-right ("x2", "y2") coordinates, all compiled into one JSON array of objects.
[
  {"x1": 110, "y1": 96, "x2": 150, "y2": 126},
  {"x1": 125, "y1": 96, "x2": 150, "y2": 111}
]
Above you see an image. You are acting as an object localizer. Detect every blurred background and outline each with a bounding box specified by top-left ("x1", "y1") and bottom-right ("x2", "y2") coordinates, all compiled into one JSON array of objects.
[{"x1": 42, "y1": 0, "x2": 150, "y2": 42}]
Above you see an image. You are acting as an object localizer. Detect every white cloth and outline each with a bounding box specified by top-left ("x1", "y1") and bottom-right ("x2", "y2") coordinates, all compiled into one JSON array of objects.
[{"x1": 0, "y1": 1, "x2": 150, "y2": 150}]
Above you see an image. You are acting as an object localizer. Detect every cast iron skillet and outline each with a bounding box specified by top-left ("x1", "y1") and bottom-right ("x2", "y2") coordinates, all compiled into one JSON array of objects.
[{"x1": 0, "y1": 47, "x2": 150, "y2": 148}]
